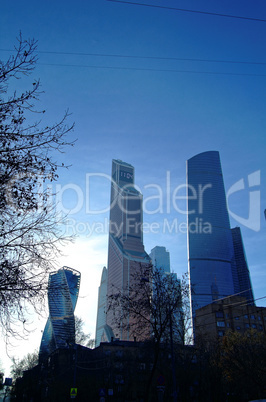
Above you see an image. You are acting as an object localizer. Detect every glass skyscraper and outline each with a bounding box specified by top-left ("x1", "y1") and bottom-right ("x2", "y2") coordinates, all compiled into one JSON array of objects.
[
  {"x1": 149, "y1": 246, "x2": 170, "y2": 274},
  {"x1": 39, "y1": 267, "x2": 81, "y2": 361},
  {"x1": 231, "y1": 226, "x2": 254, "y2": 304},
  {"x1": 187, "y1": 151, "x2": 238, "y2": 323},
  {"x1": 106, "y1": 159, "x2": 150, "y2": 341}
]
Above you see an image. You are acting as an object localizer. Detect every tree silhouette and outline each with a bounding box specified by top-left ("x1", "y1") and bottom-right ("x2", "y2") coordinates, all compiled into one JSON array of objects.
[
  {"x1": 108, "y1": 263, "x2": 191, "y2": 401},
  {"x1": 219, "y1": 329, "x2": 266, "y2": 400},
  {"x1": 75, "y1": 316, "x2": 95, "y2": 348},
  {"x1": 0, "y1": 33, "x2": 74, "y2": 338}
]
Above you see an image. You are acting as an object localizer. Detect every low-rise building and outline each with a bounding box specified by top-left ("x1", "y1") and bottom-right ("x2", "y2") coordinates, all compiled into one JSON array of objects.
[{"x1": 195, "y1": 296, "x2": 266, "y2": 341}]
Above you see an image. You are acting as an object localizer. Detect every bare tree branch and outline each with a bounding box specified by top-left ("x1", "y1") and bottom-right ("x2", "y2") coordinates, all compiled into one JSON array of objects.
[{"x1": 0, "y1": 34, "x2": 75, "y2": 339}]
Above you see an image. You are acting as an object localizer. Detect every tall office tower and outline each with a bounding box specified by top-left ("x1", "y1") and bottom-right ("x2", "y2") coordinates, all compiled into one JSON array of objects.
[
  {"x1": 149, "y1": 246, "x2": 170, "y2": 274},
  {"x1": 106, "y1": 159, "x2": 150, "y2": 341},
  {"x1": 150, "y1": 246, "x2": 184, "y2": 343},
  {"x1": 231, "y1": 227, "x2": 255, "y2": 304},
  {"x1": 39, "y1": 267, "x2": 81, "y2": 362},
  {"x1": 95, "y1": 266, "x2": 108, "y2": 347},
  {"x1": 187, "y1": 151, "x2": 238, "y2": 327}
]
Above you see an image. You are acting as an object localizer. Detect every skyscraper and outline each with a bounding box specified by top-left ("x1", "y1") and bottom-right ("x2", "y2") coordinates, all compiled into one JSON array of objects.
[
  {"x1": 186, "y1": 151, "x2": 238, "y2": 324},
  {"x1": 39, "y1": 267, "x2": 81, "y2": 361},
  {"x1": 150, "y1": 246, "x2": 184, "y2": 343},
  {"x1": 105, "y1": 159, "x2": 150, "y2": 341},
  {"x1": 149, "y1": 246, "x2": 170, "y2": 274},
  {"x1": 231, "y1": 226, "x2": 254, "y2": 304},
  {"x1": 95, "y1": 266, "x2": 108, "y2": 347}
]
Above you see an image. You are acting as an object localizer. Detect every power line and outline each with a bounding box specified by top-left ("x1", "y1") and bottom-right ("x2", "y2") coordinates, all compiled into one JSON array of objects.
[
  {"x1": 107, "y1": 0, "x2": 266, "y2": 23},
  {"x1": 195, "y1": 295, "x2": 266, "y2": 318},
  {"x1": 1, "y1": 48, "x2": 266, "y2": 67},
  {"x1": 18, "y1": 51, "x2": 266, "y2": 67},
  {"x1": 194, "y1": 295, "x2": 266, "y2": 328},
  {"x1": 195, "y1": 308, "x2": 266, "y2": 330},
  {"x1": 38, "y1": 62, "x2": 266, "y2": 77},
  {"x1": 193, "y1": 289, "x2": 266, "y2": 319},
  {"x1": 212, "y1": 288, "x2": 256, "y2": 304}
]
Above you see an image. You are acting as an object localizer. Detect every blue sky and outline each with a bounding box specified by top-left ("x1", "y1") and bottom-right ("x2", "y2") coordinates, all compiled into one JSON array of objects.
[{"x1": 1, "y1": 0, "x2": 266, "y2": 374}]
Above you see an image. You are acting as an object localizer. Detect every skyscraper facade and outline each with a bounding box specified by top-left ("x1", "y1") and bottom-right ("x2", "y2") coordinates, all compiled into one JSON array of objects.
[
  {"x1": 106, "y1": 159, "x2": 150, "y2": 341},
  {"x1": 149, "y1": 246, "x2": 170, "y2": 274},
  {"x1": 39, "y1": 267, "x2": 81, "y2": 361},
  {"x1": 186, "y1": 151, "x2": 238, "y2": 323},
  {"x1": 95, "y1": 266, "x2": 108, "y2": 347},
  {"x1": 231, "y1": 226, "x2": 254, "y2": 304}
]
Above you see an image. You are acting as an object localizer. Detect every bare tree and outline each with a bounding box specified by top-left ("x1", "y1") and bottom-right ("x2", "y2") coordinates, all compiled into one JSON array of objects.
[
  {"x1": 108, "y1": 263, "x2": 191, "y2": 400},
  {"x1": 108, "y1": 264, "x2": 191, "y2": 343},
  {"x1": 0, "y1": 34, "x2": 74, "y2": 338},
  {"x1": 10, "y1": 349, "x2": 39, "y2": 383},
  {"x1": 75, "y1": 316, "x2": 95, "y2": 348}
]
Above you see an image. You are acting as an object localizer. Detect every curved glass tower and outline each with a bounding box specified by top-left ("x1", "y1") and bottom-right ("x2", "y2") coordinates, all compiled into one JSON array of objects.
[
  {"x1": 231, "y1": 226, "x2": 254, "y2": 304},
  {"x1": 187, "y1": 151, "x2": 237, "y2": 322},
  {"x1": 39, "y1": 266, "x2": 81, "y2": 361}
]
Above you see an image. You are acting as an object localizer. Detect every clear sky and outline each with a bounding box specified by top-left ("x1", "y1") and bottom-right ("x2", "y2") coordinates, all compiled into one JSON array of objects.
[{"x1": 1, "y1": 0, "x2": 266, "y2": 375}]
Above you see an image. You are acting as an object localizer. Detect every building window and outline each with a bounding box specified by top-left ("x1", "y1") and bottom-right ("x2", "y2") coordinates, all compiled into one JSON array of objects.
[
  {"x1": 236, "y1": 326, "x2": 241, "y2": 330},
  {"x1": 227, "y1": 323, "x2": 230, "y2": 328},
  {"x1": 216, "y1": 311, "x2": 224, "y2": 318},
  {"x1": 245, "y1": 323, "x2": 250, "y2": 328},
  {"x1": 226, "y1": 313, "x2": 229, "y2": 319},
  {"x1": 217, "y1": 321, "x2": 225, "y2": 327},
  {"x1": 218, "y1": 331, "x2": 224, "y2": 337},
  {"x1": 259, "y1": 325, "x2": 263, "y2": 330},
  {"x1": 252, "y1": 324, "x2": 257, "y2": 329},
  {"x1": 235, "y1": 316, "x2": 239, "y2": 320},
  {"x1": 258, "y1": 316, "x2": 261, "y2": 321},
  {"x1": 244, "y1": 314, "x2": 248, "y2": 319},
  {"x1": 250, "y1": 315, "x2": 256, "y2": 320},
  {"x1": 114, "y1": 362, "x2": 123, "y2": 370},
  {"x1": 115, "y1": 374, "x2": 124, "y2": 384}
]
